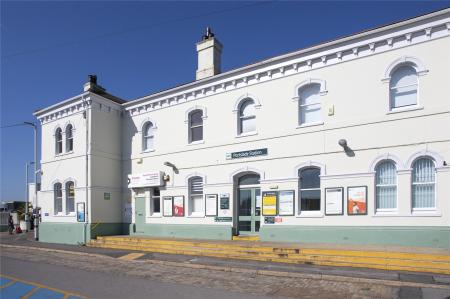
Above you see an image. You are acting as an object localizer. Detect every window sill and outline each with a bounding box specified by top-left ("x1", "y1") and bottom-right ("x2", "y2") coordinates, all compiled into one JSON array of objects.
[
  {"x1": 187, "y1": 140, "x2": 205, "y2": 146},
  {"x1": 412, "y1": 208, "x2": 441, "y2": 217},
  {"x1": 235, "y1": 131, "x2": 258, "y2": 138},
  {"x1": 187, "y1": 214, "x2": 205, "y2": 218},
  {"x1": 296, "y1": 212, "x2": 323, "y2": 218},
  {"x1": 387, "y1": 106, "x2": 423, "y2": 114},
  {"x1": 141, "y1": 149, "x2": 155, "y2": 154},
  {"x1": 54, "y1": 151, "x2": 74, "y2": 158},
  {"x1": 147, "y1": 214, "x2": 162, "y2": 218},
  {"x1": 53, "y1": 214, "x2": 74, "y2": 217},
  {"x1": 296, "y1": 122, "x2": 324, "y2": 129},
  {"x1": 374, "y1": 210, "x2": 398, "y2": 216}
]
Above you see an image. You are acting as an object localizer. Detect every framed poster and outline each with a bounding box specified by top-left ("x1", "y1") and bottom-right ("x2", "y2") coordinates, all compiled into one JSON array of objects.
[
  {"x1": 262, "y1": 191, "x2": 277, "y2": 216},
  {"x1": 347, "y1": 186, "x2": 367, "y2": 215},
  {"x1": 205, "y1": 194, "x2": 218, "y2": 216},
  {"x1": 325, "y1": 187, "x2": 344, "y2": 215},
  {"x1": 173, "y1": 196, "x2": 184, "y2": 217},
  {"x1": 163, "y1": 196, "x2": 173, "y2": 217},
  {"x1": 278, "y1": 190, "x2": 295, "y2": 216},
  {"x1": 76, "y1": 203, "x2": 85, "y2": 222}
]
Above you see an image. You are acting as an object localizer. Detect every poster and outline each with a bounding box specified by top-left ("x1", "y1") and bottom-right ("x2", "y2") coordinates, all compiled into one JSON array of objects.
[
  {"x1": 278, "y1": 190, "x2": 295, "y2": 216},
  {"x1": 325, "y1": 187, "x2": 344, "y2": 215},
  {"x1": 347, "y1": 186, "x2": 367, "y2": 215},
  {"x1": 76, "y1": 203, "x2": 85, "y2": 222},
  {"x1": 262, "y1": 191, "x2": 277, "y2": 216},
  {"x1": 163, "y1": 197, "x2": 173, "y2": 217},
  {"x1": 205, "y1": 194, "x2": 218, "y2": 216},
  {"x1": 173, "y1": 196, "x2": 184, "y2": 217}
]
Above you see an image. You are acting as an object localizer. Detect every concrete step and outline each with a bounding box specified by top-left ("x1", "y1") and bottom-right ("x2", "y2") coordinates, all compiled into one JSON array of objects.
[{"x1": 89, "y1": 238, "x2": 450, "y2": 274}]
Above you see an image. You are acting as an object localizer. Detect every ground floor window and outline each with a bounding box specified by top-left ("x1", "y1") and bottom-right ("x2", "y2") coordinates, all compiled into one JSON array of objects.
[
  {"x1": 54, "y1": 183, "x2": 62, "y2": 214},
  {"x1": 298, "y1": 167, "x2": 321, "y2": 213},
  {"x1": 150, "y1": 188, "x2": 161, "y2": 216},
  {"x1": 189, "y1": 176, "x2": 203, "y2": 216}
]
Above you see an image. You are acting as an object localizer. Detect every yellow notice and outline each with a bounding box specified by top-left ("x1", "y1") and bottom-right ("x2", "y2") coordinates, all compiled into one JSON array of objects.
[{"x1": 263, "y1": 194, "x2": 277, "y2": 216}]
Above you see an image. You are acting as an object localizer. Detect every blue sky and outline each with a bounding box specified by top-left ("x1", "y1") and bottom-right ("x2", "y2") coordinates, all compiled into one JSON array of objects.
[{"x1": 1, "y1": 1, "x2": 449, "y2": 202}]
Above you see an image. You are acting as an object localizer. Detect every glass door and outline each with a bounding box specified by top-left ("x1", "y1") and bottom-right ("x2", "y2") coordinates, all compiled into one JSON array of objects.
[{"x1": 238, "y1": 188, "x2": 261, "y2": 235}]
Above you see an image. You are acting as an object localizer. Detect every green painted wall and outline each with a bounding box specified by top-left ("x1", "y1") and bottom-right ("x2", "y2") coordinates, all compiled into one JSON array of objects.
[
  {"x1": 130, "y1": 223, "x2": 233, "y2": 240},
  {"x1": 260, "y1": 226, "x2": 450, "y2": 248},
  {"x1": 0, "y1": 225, "x2": 8, "y2": 232},
  {"x1": 39, "y1": 222, "x2": 124, "y2": 245}
]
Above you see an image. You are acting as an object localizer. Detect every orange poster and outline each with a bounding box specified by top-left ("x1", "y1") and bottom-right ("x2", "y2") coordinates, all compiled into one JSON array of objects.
[{"x1": 347, "y1": 186, "x2": 367, "y2": 215}]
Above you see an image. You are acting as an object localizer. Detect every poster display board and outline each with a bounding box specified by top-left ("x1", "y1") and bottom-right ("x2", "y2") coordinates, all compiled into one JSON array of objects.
[
  {"x1": 325, "y1": 187, "x2": 344, "y2": 215},
  {"x1": 76, "y1": 203, "x2": 85, "y2": 222},
  {"x1": 163, "y1": 196, "x2": 173, "y2": 217},
  {"x1": 278, "y1": 190, "x2": 295, "y2": 216},
  {"x1": 347, "y1": 186, "x2": 367, "y2": 215},
  {"x1": 262, "y1": 191, "x2": 277, "y2": 216},
  {"x1": 173, "y1": 196, "x2": 184, "y2": 217},
  {"x1": 218, "y1": 193, "x2": 230, "y2": 217},
  {"x1": 205, "y1": 194, "x2": 218, "y2": 216}
]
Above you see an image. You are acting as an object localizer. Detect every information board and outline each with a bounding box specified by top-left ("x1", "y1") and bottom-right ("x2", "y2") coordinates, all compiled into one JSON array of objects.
[
  {"x1": 205, "y1": 194, "x2": 218, "y2": 216},
  {"x1": 173, "y1": 196, "x2": 184, "y2": 217},
  {"x1": 347, "y1": 186, "x2": 367, "y2": 215},
  {"x1": 325, "y1": 187, "x2": 344, "y2": 215},
  {"x1": 262, "y1": 191, "x2": 277, "y2": 216},
  {"x1": 163, "y1": 197, "x2": 173, "y2": 217},
  {"x1": 278, "y1": 190, "x2": 295, "y2": 216}
]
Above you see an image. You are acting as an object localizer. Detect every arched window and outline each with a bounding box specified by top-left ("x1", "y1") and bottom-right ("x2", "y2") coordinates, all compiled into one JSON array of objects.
[
  {"x1": 375, "y1": 161, "x2": 397, "y2": 210},
  {"x1": 390, "y1": 65, "x2": 418, "y2": 109},
  {"x1": 412, "y1": 157, "x2": 436, "y2": 209},
  {"x1": 188, "y1": 176, "x2": 203, "y2": 215},
  {"x1": 54, "y1": 183, "x2": 62, "y2": 214},
  {"x1": 189, "y1": 110, "x2": 203, "y2": 143},
  {"x1": 298, "y1": 167, "x2": 321, "y2": 213},
  {"x1": 55, "y1": 128, "x2": 63, "y2": 155},
  {"x1": 299, "y1": 84, "x2": 322, "y2": 125},
  {"x1": 65, "y1": 181, "x2": 75, "y2": 214},
  {"x1": 65, "y1": 124, "x2": 73, "y2": 152},
  {"x1": 238, "y1": 99, "x2": 256, "y2": 134},
  {"x1": 142, "y1": 122, "x2": 154, "y2": 151}
]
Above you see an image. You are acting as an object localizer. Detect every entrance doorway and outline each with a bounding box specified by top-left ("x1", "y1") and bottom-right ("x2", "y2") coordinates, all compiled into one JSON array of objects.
[
  {"x1": 134, "y1": 197, "x2": 145, "y2": 234},
  {"x1": 237, "y1": 173, "x2": 261, "y2": 235}
]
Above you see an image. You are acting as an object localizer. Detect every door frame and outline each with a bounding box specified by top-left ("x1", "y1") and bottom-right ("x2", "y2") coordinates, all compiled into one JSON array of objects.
[
  {"x1": 134, "y1": 196, "x2": 146, "y2": 234},
  {"x1": 237, "y1": 186, "x2": 261, "y2": 235}
]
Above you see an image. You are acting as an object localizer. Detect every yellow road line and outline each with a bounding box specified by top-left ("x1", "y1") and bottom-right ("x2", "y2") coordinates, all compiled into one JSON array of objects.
[
  {"x1": 0, "y1": 280, "x2": 16, "y2": 289},
  {"x1": 21, "y1": 286, "x2": 40, "y2": 299},
  {"x1": 118, "y1": 252, "x2": 146, "y2": 261},
  {"x1": 0, "y1": 274, "x2": 88, "y2": 299}
]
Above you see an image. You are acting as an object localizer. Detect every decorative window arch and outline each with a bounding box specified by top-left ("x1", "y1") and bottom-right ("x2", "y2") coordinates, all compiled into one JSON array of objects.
[
  {"x1": 230, "y1": 166, "x2": 265, "y2": 183},
  {"x1": 65, "y1": 124, "x2": 74, "y2": 152},
  {"x1": 142, "y1": 121, "x2": 155, "y2": 152},
  {"x1": 383, "y1": 56, "x2": 428, "y2": 80},
  {"x1": 375, "y1": 160, "x2": 397, "y2": 211},
  {"x1": 232, "y1": 94, "x2": 262, "y2": 112},
  {"x1": 55, "y1": 127, "x2": 63, "y2": 155},
  {"x1": 293, "y1": 161, "x2": 326, "y2": 177},
  {"x1": 54, "y1": 182, "x2": 63, "y2": 214},
  {"x1": 188, "y1": 109, "x2": 203, "y2": 143},
  {"x1": 411, "y1": 157, "x2": 436, "y2": 210},
  {"x1": 406, "y1": 150, "x2": 444, "y2": 169},
  {"x1": 184, "y1": 105, "x2": 208, "y2": 123},
  {"x1": 292, "y1": 78, "x2": 328, "y2": 99},
  {"x1": 369, "y1": 153, "x2": 405, "y2": 172}
]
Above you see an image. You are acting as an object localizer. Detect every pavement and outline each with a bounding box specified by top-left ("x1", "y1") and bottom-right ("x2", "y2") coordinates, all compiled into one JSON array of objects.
[{"x1": 1, "y1": 232, "x2": 450, "y2": 299}]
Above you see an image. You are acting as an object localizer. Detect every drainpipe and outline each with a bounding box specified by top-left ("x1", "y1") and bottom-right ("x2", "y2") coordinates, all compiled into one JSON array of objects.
[{"x1": 83, "y1": 96, "x2": 90, "y2": 245}]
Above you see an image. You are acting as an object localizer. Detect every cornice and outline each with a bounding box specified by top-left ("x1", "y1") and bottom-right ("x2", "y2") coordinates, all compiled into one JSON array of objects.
[
  {"x1": 37, "y1": 97, "x2": 92, "y2": 125},
  {"x1": 124, "y1": 12, "x2": 450, "y2": 117}
]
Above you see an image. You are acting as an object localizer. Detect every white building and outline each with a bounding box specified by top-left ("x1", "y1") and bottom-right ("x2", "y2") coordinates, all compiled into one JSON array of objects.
[{"x1": 34, "y1": 9, "x2": 450, "y2": 246}]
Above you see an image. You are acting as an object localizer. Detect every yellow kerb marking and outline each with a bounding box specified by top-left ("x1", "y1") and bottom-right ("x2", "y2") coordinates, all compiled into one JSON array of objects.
[
  {"x1": 21, "y1": 286, "x2": 40, "y2": 299},
  {"x1": 0, "y1": 274, "x2": 88, "y2": 299},
  {"x1": 118, "y1": 252, "x2": 146, "y2": 261},
  {"x1": 0, "y1": 280, "x2": 16, "y2": 289}
]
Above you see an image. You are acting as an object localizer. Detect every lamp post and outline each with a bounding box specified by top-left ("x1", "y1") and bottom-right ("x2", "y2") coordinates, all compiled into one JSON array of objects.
[
  {"x1": 23, "y1": 121, "x2": 39, "y2": 240},
  {"x1": 25, "y1": 161, "x2": 34, "y2": 232}
]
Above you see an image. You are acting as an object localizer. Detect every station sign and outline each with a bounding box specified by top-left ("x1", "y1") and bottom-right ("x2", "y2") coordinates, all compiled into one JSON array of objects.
[
  {"x1": 128, "y1": 171, "x2": 164, "y2": 188},
  {"x1": 226, "y1": 148, "x2": 268, "y2": 160}
]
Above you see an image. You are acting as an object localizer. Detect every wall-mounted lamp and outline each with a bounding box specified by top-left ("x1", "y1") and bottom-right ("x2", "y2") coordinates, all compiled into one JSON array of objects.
[
  {"x1": 338, "y1": 139, "x2": 347, "y2": 148},
  {"x1": 164, "y1": 161, "x2": 179, "y2": 174},
  {"x1": 338, "y1": 139, "x2": 355, "y2": 157}
]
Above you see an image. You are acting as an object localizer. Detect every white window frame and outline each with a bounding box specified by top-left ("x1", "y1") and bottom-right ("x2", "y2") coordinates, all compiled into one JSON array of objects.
[
  {"x1": 292, "y1": 79, "x2": 327, "y2": 128},
  {"x1": 54, "y1": 182, "x2": 63, "y2": 215},
  {"x1": 65, "y1": 181, "x2": 75, "y2": 215},
  {"x1": 238, "y1": 98, "x2": 256, "y2": 136},
  {"x1": 55, "y1": 128, "x2": 63, "y2": 155},
  {"x1": 65, "y1": 124, "x2": 74, "y2": 153},
  {"x1": 297, "y1": 167, "x2": 322, "y2": 217},
  {"x1": 188, "y1": 109, "x2": 204, "y2": 144},
  {"x1": 389, "y1": 64, "x2": 418, "y2": 110},
  {"x1": 188, "y1": 176, "x2": 205, "y2": 217},
  {"x1": 142, "y1": 121, "x2": 155, "y2": 152},
  {"x1": 411, "y1": 157, "x2": 436, "y2": 212},
  {"x1": 374, "y1": 160, "x2": 398, "y2": 213},
  {"x1": 148, "y1": 188, "x2": 161, "y2": 217}
]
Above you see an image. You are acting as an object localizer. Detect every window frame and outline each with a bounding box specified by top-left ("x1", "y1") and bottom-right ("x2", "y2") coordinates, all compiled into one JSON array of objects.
[
  {"x1": 411, "y1": 157, "x2": 436, "y2": 212},
  {"x1": 65, "y1": 124, "x2": 74, "y2": 153},
  {"x1": 149, "y1": 188, "x2": 162, "y2": 217},
  {"x1": 54, "y1": 182, "x2": 63, "y2": 215},
  {"x1": 55, "y1": 128, "x2": 63, "y2": 155},
  {"x1": 374, "y1": 160, "x2": 398, "y2": 213},
  {"x1": 142, "y1": 121, "x2": 155, "y2": 152},
  {"x1": 188, "y1": 176, "x2": 204, "y2": 217},
  {"x1": 65, "y1": 181, "x2": 75, "y2": 215},
  {"x1": 297, "y1": 167, "x2": 322, "y2": 217},
  {"x1": 389, "y1": 64, "x2": 419, "y2": 111},
  {"x1": 298, "y1": 83, "x2": 323, "y2": 126},
  {"x1": 188, "y1": 109, "x2": 204, "y2": 144},
  {"x1": 238, "y1": 98, "x2": 257, "y2": 136}
]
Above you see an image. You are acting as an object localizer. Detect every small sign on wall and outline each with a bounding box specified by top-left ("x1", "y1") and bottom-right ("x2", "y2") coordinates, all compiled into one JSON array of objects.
[
  {"x1": 262, "y1": 191, "x2": 277, "y2": 216},
  {"x1": 163, "y1": 197, "x2": 173, "y2": 217},
  {"x1": 278, "y1": 190, "x2": 295, "y2": 216},
  {"x1": 104, "y1": 192, "x2": 111, "y2": 200},
  {"x1": 205, "y1": 194, "x2": 218, "y2": 216},
  {"x1": 77, "y1": 203, "x2": 85, "y2": 222},
  {"x1": 325, "y1": 187, "x2": 344, "y2": 215},
  {"x1": 173, "y1": 196, "x2": 184, "y2": 217},
  {"x1": 347, "y1": 186, "x2": 367, "y2": 215}
]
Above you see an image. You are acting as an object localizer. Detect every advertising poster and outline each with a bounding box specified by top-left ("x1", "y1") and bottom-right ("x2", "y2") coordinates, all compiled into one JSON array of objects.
[
  {"x1": 278, "y1": 190, "x2": 295, "y2": 216},
  {"x1": 76, "y1": 203, "x2": 85, "y2": 222},
  {"x1": 325, "y1": 187, "x2": 344, "y2": 215},
  {"x1": 205, "y1": 194, "x2": 218, "y2": 216},
  {"x1": 173, "y1": 196, "x2": 184, "y2": 217},
  {"x1": 347, "y1": 186, "x2": 367, "y2": 215},
  {"x1": 163, "y1": 197, "x2": 173, "y2": 217},
  {"x1": 262, "y1": 191, "x2": 277, "y2": 216}
]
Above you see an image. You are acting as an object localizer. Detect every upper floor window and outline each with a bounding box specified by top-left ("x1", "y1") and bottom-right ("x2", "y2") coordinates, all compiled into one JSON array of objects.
[
  {"x1": 298, "y1": 167, "x2": 321, "y2": 213},
  {"x1": 65, "y1": 181, "x2": 75, "y2": 214},
  {"x1": 54, "y1": 183, "x2": 62, "y2": 214},
  {"x1": 299, "y1": 84, "x2": 322, "y2": 125},
  {"x1": 189, "y1": 110, "x2": 203, "y2": 143},
  {"x1": 188, "y1": 176, "x2": 203, "y2": 215},
  {"x1": 142, "y1": 122, "x2": 154, "y2": 152},
  {"x1": 412, "y1": 157, "x2": 436, "y2": 209},
  {"x1": 55, "y1": 128, "x2": 63, "y2": 155},
  {"x1": 375, "y1": 161, "x2": 397, "y2": 211},
  {"x1": 390, "y1": 65, "x2": 418, "y2": 109},
  {"x1": 238, "y1": 98, "x2": 256, "y2": 134},
  {"x1": 65, "y1": 124, "x2": 73, "y2": 152}
]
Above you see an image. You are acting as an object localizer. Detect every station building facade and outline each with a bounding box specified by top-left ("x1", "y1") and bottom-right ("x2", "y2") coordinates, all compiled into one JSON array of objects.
[{"x1": 34, "y1": 9, "x2": 450, "y2": 247}]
